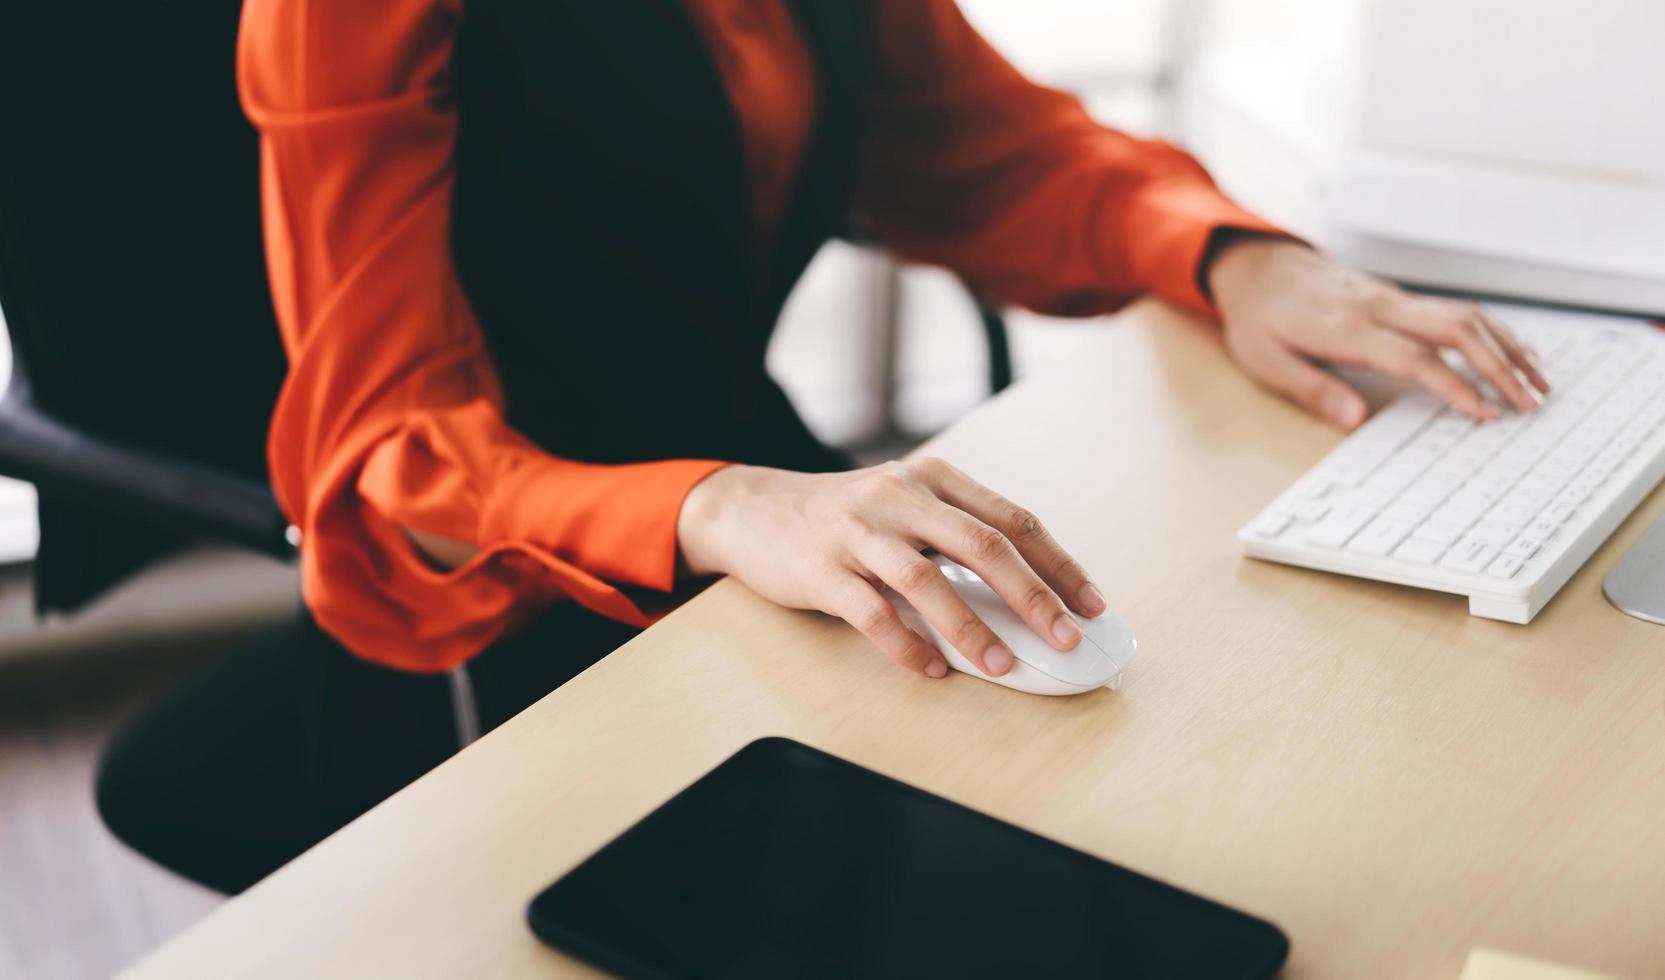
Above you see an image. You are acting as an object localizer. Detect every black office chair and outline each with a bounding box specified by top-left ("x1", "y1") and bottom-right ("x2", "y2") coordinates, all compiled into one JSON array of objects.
[{"x1": 0, "y1": 0, "x2": 293, "y2": 615}]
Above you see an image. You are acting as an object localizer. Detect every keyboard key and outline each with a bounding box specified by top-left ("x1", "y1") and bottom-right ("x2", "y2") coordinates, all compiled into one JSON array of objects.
[
  {"x1": 1353, "y1": 391, "x2": 1441, "y2": 450},
  {"x1": 1566, "y1": 474, "x2": 1603, "y2": 500},
  {"x1": 1349, "y1": 518, "x2": 1414, "y2": 557},
  {"x1": 1354, "y1": 484, "x2": 1400, "y2": 508},
  {"x1": 1428, "y1": 416, "x2": 1476, "y2": 439},
  {"x1": 1401, "y1": 479, "x2": 1454, "y2": 507},
  {"x1": 1525, "y1": 517, "x2": 1560, "y2": 540},
  {"x1": 1382, "y1": 500, "x2": 1432, "y2": 523},
  {"x1": 1291, "y1": 501, "x2": 1330, "y2": 523},
  {"x1": 1490, "y1": 501, "x2": 1539, "y2": 526},
  {"x1": 1545, "y1": 489, "x2": 1583, "y2": 514},
  {"x1": 1432, "y1": 500, "x2": 1486, "y2": 527},
  {"x1": 1503, "y1": 537, "x2": 1542, "y2": 560},
  {"x1": 1328, "y1": 462, "x2": 1373, "y2": 487},
  {"x1": 1470, "y1": 469, "x2": 1517, "y2": 494},
  {"x1": 1412, "y1": 520, "x2": 1466, "y2": 547},
  {"x1": 1535, "y1": 457, "x2": 1575, "y2": 479},
  {"x1": 1392, "y1": 537, "x2": 1445, "y2": 564},
  {"x1": 1442, "y1": 447, "x2": 1491, "y2": 471},
  {"x1": 1488, "y1": 456, "x2": 1533, "y2": 481},
  {"x1": 1441, "y1": 538, "x2": 1498, "y2": 573},
  {"x1": 1485, "y1": 555, "x2": 1524, "y2": 579},
  {"x1": 1305, "y1": 503, "x2": 1377, "y2": 549},
  {"x1": 1469, "y1": 521, "x2": 1518, "y2": 545},
  {"x1": 1251, "y1": 514, "x2": 1292, "y2": 538},
  {"x1": 1588, "y1": 459, "x2": 1620, "y2": 481},
  {"x1": 1448, "y1": 485, "x2": 1503, "y2": 509}
]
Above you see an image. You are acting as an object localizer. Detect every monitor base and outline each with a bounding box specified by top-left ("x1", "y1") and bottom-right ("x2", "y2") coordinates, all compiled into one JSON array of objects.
[{"x1": 1604, "y1": 512, "x2": 1665, "y2": 627}]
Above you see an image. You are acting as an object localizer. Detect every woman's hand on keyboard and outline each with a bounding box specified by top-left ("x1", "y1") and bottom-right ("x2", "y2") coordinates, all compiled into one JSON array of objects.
[{"x1": 1206, "y1": 237, "x2": 1552, "y2": 430}]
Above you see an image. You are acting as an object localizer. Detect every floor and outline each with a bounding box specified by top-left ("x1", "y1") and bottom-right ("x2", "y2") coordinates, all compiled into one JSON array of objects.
[
  {"x1": 0, "y1": 552, "x2": 298, "y2": 979},
  {"x1": 1, "y1": 636, "x2": 226, "y2": 980}
]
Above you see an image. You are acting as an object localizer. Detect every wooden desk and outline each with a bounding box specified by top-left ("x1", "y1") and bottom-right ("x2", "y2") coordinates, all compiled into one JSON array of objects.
[{"x1": 125, "y1": 303, "x2": 1665, "y2": 979}]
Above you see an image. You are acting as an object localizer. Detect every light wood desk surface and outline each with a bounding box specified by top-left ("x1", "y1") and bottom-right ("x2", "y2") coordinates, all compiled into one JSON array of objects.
[{"x1": 127, "y1": 302, "x2": 1665, "y2": 979}]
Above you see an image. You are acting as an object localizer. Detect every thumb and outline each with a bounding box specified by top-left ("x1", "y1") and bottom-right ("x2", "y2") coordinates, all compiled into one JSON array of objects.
[{"x1": 1246, "y1": 341, "x2": 1367, "y2": 430}]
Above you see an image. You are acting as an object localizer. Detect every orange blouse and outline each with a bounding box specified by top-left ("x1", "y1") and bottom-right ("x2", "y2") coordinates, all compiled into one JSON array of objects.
[{"x1": 237, "y1": 0, "x2": 1283, "y2": 672}]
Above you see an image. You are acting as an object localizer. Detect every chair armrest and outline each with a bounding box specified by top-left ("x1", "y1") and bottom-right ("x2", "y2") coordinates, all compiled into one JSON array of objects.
[{"x1": 0, "y1": 388, "x2": 296, "y2": 559}]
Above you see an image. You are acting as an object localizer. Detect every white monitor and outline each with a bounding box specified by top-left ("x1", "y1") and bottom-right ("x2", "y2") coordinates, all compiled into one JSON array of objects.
[{"x1": 1176, "y1": 0, "x2": 1665, "y2": 316}]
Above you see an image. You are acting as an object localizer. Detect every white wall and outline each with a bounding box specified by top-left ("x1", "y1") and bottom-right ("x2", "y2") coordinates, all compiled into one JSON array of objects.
[{"x1": 958, "y1": 0, "x2": 1172, "y2": 85}]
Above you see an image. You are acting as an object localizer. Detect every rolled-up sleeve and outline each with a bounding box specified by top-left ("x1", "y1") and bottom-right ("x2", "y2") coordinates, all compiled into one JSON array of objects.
[{"x1": 240, "y1": 0, "x2": 725, "y2": 672}]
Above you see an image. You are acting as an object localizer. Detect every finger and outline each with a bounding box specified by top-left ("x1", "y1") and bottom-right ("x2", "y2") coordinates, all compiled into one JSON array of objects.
[
  {"x1": 859, "y1": 539, "x2": 1014, "y2": 676},
  {"x1": 1479, "y1": 309, "x2": 1551, "y2": 395},
  {"x1": 1374, "y1": 295, "x2": 1539, "y2": 411},
  {"x1": 1354, "y1": 324, "x2": 1500, "y2": 421},
  {"x1": 915, "y1": 459, "x2": 1105, "y2": 618},
  {"x1": 834, "y1": 577, "x2": 946, "y2": 678},
  {"x1": 914, "y1": 500, "x2": 1083, "y2": 652},
  {"x1": 1483, "y1": 309, "x2": 1543, "y2": 367},
  {"x1": 1237, "y1": 337, "x2": 1369, "y2": 430}
]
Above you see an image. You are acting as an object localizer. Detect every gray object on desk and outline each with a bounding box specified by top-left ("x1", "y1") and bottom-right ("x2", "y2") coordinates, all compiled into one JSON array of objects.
[{"x1": 1604, "y1": 513, "x2": 1665, "y2": 625}]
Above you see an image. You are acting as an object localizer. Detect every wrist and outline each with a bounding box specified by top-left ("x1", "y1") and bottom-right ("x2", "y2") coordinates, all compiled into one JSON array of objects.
[
  {"x1": 1204, "y1": 232, "x2": 1309, "y2": 307},
  {"x1": 676, "y1": 463, "x2": 751, "y2": 578}
]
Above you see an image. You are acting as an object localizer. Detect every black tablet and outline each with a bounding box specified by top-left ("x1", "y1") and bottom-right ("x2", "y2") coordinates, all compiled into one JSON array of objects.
[{"x1": 528, "y1": 738, "x2": 1288, "y2": 979}]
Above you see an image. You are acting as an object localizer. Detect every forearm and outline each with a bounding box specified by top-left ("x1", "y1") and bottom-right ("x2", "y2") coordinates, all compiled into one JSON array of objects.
[{"x1": 855, "y1": 0, "x2": 1286, "y2": 319}]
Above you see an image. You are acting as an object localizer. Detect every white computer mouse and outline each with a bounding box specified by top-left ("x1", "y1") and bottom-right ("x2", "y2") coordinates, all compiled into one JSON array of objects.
[{"x1": 886, "y1": 553, "x2": 1137, "y2": 695}]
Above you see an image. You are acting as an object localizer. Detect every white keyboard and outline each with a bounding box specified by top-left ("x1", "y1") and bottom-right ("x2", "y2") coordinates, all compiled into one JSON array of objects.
[{"x1": 1239, "y1": 306, "x2": 1665, "y2": 623}]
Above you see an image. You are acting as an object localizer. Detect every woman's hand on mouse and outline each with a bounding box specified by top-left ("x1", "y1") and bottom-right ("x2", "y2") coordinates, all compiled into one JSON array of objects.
[
  {"x1": 676, "y1": 457, "x2": 1105, "y2": 679},
  {"x1": 1206, "y1": 236, "x2": 1551, "y2": 430}
]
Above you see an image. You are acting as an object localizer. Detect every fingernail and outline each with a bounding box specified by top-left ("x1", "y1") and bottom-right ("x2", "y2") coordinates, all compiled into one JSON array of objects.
[
  {"x1": 1079, "y1": 582, "x2": 1107, "y2": 616},
  {"x1": 983, "y1": 646, "x2": 1012, "y2": 676},
  {"x1": 925, "y1": 657, "x2": 948, "y2": 679},
  {"x1": 1514, "y1": 369, "x2": 1543, "y2": 406},
  {"x1": 1325, "y1": 392, "x2": 1364, "y2": 429},
  {"x1": 1051, "y1": 614, "x2": 1082, "y2": 648}
]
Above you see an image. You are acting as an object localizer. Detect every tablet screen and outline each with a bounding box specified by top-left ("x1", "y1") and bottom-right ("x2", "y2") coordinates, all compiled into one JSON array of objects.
[{"x1": 528, "y1": 738, "x2": 1287, "y2": 979}]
